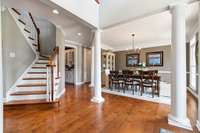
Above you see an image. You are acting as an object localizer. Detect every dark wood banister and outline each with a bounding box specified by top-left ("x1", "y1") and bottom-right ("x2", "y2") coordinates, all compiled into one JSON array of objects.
[
  {"x1": 47, "y1": 47, "x2": 59, "y2": 78},
  {"x1": 95, "y1": 0, "x2": 100, "y2": 4},
  {"x1": 28, "y1": 12, "x2": 40, "y2": 52},
  {"x1": 46, "y1": 47, "x2": 59, "y2": 101}
]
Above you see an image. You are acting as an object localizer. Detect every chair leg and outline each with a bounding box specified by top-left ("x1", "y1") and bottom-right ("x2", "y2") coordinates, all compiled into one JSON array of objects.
[
  {"x1": 152, "y1": 87, "x2": 155, "y2": 98},
  {"x1": 141, "y1": 85, "x2": 143, "y2": 96},
  {"x1": 132, "y1": 85, "x2": 134, "y2": 95}
]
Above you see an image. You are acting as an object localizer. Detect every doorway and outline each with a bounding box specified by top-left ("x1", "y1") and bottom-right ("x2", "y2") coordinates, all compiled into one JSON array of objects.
[{"x1": 65, "y1": 46, "x2": 75, "y2": 84}]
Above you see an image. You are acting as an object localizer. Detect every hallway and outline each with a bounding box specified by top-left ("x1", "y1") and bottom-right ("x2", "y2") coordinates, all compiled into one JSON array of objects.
[{"x1": 4, "y1": 84, "x2": 198, "y2": 133}]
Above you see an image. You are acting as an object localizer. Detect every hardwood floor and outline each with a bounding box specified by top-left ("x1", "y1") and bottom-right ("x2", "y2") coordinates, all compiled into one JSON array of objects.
[{"x1": 4, "y1": 84, "x2": 198, "y2": 133}]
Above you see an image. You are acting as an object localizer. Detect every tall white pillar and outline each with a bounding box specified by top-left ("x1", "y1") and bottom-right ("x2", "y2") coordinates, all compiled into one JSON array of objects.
[
  {"x1": 89, "y1": 45, "x2": 94, "y2": 87},
  {"x1": 196, "y1": 2, "x2": 200, "y2": 132},
  {"x1": 168, "y1": 1, "x2": 192, "y2": 130},
  {"x1": 91, "y1": 29, "x2": 104, "y2": 103},
  {"x1": 0, "y1": 1, "x2": 3, "y2": 132}
]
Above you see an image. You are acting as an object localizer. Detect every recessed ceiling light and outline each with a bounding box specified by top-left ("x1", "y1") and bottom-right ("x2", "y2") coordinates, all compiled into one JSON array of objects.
[
  {"x1": 77, "y1": 33, "x2": 82, "y2": 36},
  {"x1": 52, "y1": 9, "x2": 59, "y2": 14}
]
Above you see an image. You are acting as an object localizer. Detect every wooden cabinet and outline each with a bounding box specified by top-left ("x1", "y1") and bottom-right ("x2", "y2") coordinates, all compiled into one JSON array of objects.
[
  {"x1": 102, "y1": 51, "x2": 115, "y2": 87},
  {"x1": 102, "y1": 52, "x2": 115, "y2": 71}
]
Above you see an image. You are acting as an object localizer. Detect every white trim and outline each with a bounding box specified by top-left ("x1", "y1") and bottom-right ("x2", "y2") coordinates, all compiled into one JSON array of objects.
[
  {"x1": 89, "y1": 84, "x2": 94, "y2": 87},
  {"x1": 65, "y1": 40, "x2": 83, "y2": 46},
  {"x1": 56, "y1": 88, "x2": 65, "y2": 99},
  {"x1": 2, "y1": 98, "x2": 6, "y2": 103},
  {"x1": 65, "y1": 44, "x2": 78, "y2": 84},
  {"x1": 7, "y1": 95, "x2": 47, "y2": 101},
  {"x1": 196, "y1": 120, "x2": 200, "y2": 132},
  {"x1": 91, "y1": 96, "x2": 105, "y2": 103},
  {"x1": 187, "y1": 87, "x2": 198, "y2": 99},
  {"x1": 6, "y1": 57, "x2": 38, "y2": 101},
  {"x1": 0, "y1": 1, "x2": 3, "y2": 131},
  {"x1": 168, "y1": 114, "x2": 192, "y2": 131},
  {"x1": 75, "y1": 82, "x2": 85, "y2": 86}
]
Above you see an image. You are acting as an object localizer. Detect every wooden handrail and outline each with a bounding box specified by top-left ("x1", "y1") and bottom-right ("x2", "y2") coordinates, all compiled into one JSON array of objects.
[
  {"x1": 28, "y1": 12, "x2": 40, "y2": 52},
  {"x1": 46, "y1": 46, "x2": 59, "y2": 101},
  {"x1": 95, "y1": 0, "x2": 100, "y2": 4},
  {"x1": 47, "y1": 46, "x2": 59, "y2": 77}
]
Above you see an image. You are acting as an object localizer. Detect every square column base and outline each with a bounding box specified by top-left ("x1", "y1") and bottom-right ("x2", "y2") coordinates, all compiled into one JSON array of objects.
[
  {"x1": 168, "y1": 114, "x2": 192, "y2": 130},
  {"x1": 196, "y1": 120, "x2": 200, "y2": 132},
  {"x1": 91, "y1": 96, "x2": 105, "y2": 103},
  {"x1": 89, "y1": 84, "x2": 94, "y2": 87}
]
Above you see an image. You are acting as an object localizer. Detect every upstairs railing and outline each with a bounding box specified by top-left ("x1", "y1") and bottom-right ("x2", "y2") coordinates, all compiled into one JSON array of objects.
[
  {"x1": 11, "y1": 8, "x2": 40, "y2": 52},
  {"x1": 46, "y1": 47, "x2": 60, "y2": 102}
]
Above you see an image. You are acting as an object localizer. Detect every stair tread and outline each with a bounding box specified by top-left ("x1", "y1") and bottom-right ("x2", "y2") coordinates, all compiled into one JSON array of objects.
[
  {"x1": 39, "y1": 55, "x2": 50, "y2": 59},
  {"x1": 18, "y1": 19, "x2": 26, "y2": 25},
  {"x1": 10, "y1": 90, "x2": 46, "y2": 96},
  {"x1": 38, "y1": 58, "x2": 49, "y2": 60},
  {"x1": 28, "y1": 72, "x2": 47, "y2": 74},
  {"x1": 23, "y1": 77, "x2": 47, "y2": 80},
  {"x1": 4, "y1": 99, "x2": 59, "y2": 106},
  {"x1": 28, "y1": 37, "x2": 34, "y2": 40},
  {"x1": 24, "y1": 28, "x2": 31, "y2": 33},
  {"x1": 32, "y1": 43, "x2": 37, "y2": 47},
  {"x1": 35, "y1": 62, "x2": 49, "y2": 64},
  {"x1": 17, "y1": 83, "x2": 46, "y2": 87},
  {"x1": 32, "y1": 66, "x2": 47, "y2": 69}
]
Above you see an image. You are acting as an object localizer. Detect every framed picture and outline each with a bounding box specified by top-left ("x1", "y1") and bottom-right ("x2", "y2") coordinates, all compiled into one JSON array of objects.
[
  {"x1": 146, "y1": 51, "x2": 163, "y2": 66},
  {"x1": 126, "y1": 54, "x2": 140, "y2": 67}
]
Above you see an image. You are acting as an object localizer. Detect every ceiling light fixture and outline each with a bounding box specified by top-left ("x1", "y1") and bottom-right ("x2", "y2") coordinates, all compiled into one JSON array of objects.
[
  {"x1": 131, "y1": 34, "x2": 141, "y2": 53},
  {"x1": 77, "y1": 32, "x2": 82, "y2": 36},
  {"x1": 52, "y1": 9, "x2": 59, "y2": 14}
]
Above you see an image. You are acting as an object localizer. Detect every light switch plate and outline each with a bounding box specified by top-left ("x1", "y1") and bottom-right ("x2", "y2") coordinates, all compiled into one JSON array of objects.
[{"x1": 9, "y1": 52, "x2": 16, "y2": 58}]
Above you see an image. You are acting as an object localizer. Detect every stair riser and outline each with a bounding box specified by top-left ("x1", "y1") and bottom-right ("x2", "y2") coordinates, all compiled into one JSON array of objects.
[
  {"x1": 29, "y1": 69, "x2": 47, "y2": 72},
  {"x1": 20, "y1": 80, "x2": 47, "y2": 84},
  {"x1": 33, "y1": 64, "x2": 47, "y2": 67},
  {"x1": 8, "y1": 95, "x2": 47, "y2": 101},
  {"x1": 15, "y1": 87, "x2": 46, "y2": 92},
  {"x1": 17, "y1": 86, "x2": 47, "y2": 90},
  {"x1": 25, "y1": 74, "x2": 47, "y2": 78},
  {"x1": 36, "y1": 60, "x2": 49, "y2": 63}
]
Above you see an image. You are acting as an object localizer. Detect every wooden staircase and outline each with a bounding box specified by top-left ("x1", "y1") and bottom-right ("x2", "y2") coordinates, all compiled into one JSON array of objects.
[{"x1": 4, "y1": 8, "x2": 60, "y2": 106}]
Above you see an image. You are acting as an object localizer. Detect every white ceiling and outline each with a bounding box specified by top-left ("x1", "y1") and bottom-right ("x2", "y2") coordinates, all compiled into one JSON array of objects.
[
  {"x1": 102, "y1": 2, "x2": 199, "y2": 51},
  {"x1": 100, "y1": 0, "x2": 195, "y2": 29},
  {"x1": 3, "y1": 0, "x2": 94, "y2": 46}
]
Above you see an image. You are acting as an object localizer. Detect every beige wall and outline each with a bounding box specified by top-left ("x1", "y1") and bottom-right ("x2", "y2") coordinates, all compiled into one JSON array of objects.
[
  {"x1": 115, "y1": 45, "x2": 171, "y2": 82},
  {"x1": 35, "y1": 17, "x2": 56, "y2": 56},
  {"x1": 2, "y1": 9, "x2": 36, "y2": 97}
]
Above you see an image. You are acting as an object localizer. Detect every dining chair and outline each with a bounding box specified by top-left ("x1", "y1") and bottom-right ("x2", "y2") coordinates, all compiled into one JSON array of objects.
[{"x1": 141, "y1": 70, "x2": 157, "y2": 98}]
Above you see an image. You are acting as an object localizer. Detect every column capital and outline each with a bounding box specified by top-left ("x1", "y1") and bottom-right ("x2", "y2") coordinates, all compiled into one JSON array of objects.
[{"x1": 169, "y1": 0, "x2": 187, "y2": 14}]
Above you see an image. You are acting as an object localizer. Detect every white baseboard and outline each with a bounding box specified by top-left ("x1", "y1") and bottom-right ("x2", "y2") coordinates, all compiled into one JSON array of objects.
[
  {"x1": 56, "y1": 88, "x2": 65, "y2": 99},
  {"x1": 91, "y1": 96, "x2": 105, "y2": 103},
  {"x1": 196, "y1": 120, "x2": 200, "y2": 132},
  {"x1": 168, "y1": 114, "x2": 192, "y2": 131},
  {"x1": 75, "y1": 82, "x2": 85, "y2": 86}
]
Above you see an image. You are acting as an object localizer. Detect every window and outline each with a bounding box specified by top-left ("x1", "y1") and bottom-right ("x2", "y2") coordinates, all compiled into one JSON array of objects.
[{"x1": 189, "y1": 33, "x2": 199, "y2": 94}]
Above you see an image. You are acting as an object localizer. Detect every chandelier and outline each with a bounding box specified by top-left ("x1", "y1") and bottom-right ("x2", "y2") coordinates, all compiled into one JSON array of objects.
[{"x1": 131, "y1": 34, "x2": 141, "y2": 53}]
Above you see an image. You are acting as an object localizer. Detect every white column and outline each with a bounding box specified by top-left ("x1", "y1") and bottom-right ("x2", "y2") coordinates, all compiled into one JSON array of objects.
[
  {"x1": 168, "y1": 1, "x2": 192, "y2": 130},
  {"x1": 89, "y1": 45, "x2": 94, "y2": 87},
  {"x1": 91, "y1": 29, "x2": 104, "y2": 103},
  {"x1": 0, "y1": 1, "x2": 3, "y2": 132},
  {"x1": 196, "y1": 2, "x2": 200, "y2": 132}
]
